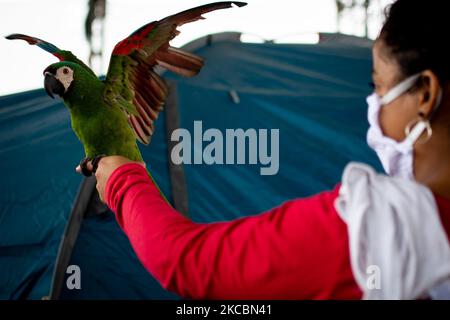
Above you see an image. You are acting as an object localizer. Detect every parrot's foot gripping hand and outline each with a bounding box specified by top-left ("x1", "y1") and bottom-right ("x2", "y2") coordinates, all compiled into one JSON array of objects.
[{"x1": 79, "y1": 155, "x2": 106, "y2": 177}]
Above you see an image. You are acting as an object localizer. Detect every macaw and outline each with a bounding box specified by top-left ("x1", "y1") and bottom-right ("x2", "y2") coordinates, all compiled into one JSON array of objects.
[{"x1": 6, "y1": 2, "x2": 246, "y2": 181}]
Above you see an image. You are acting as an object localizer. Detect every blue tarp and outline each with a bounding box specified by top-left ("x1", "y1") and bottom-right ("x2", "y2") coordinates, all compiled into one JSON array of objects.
[{"x1": 0, "y1": 33, "x2": 381, "y2": 299}]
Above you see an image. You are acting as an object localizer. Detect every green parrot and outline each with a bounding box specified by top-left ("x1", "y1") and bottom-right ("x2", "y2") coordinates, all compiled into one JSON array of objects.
[{"x1": 6, "y1": 2, "x2": 246, "y2": 183}]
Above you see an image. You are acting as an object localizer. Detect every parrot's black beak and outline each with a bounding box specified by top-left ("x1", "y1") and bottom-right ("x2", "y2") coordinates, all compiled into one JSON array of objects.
[{"x1": 44, "y1": 72, "x2": 65, "y2": 99}]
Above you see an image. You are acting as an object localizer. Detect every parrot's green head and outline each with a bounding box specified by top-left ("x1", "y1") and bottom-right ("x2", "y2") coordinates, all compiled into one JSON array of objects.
[{"x1": 43, "y1": 61, "x2": 95, "y2": 101}]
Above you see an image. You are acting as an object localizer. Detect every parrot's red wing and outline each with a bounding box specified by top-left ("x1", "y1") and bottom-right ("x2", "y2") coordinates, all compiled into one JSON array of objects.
[
  {"x1": 5, "y1": 34, "x2": 62, "y2": 57},
  {"x1": 103, "y1": 2, "x2": 247, "y2": 145},
  {"x1": 5, "y1": 33, "x2": 96, "y2": 76}
]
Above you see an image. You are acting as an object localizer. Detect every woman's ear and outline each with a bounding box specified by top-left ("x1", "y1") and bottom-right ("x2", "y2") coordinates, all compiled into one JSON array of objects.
[{"x1": 418, "y1": 70, "x2": 441, "y2": 118}]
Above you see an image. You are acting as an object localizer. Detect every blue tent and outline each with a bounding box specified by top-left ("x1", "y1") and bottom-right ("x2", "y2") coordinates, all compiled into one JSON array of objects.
[{"x1": 0, "y1": 32, "x2": 381, "y2": 299}]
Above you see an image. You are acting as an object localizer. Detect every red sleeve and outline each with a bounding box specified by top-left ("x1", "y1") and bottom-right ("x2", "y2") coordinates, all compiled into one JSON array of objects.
[{"x1": 105, "y1": 163, "x2": 362, "y2": 300}]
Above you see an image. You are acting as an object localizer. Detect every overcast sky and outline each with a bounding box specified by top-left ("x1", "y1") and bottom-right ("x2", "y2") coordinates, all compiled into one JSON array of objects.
[{"x1": 0, "y1": 0, "x2": 394, "y2": 96}]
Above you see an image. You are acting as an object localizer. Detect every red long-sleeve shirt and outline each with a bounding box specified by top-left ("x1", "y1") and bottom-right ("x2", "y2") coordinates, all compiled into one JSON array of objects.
[{"x1": 105, "y1": 163, "x2": 450, "y2": 299}]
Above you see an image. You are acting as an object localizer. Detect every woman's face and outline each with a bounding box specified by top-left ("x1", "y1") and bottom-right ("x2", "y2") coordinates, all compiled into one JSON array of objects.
[{"x1": 372, "y1": 40, "x2": 420, "y2": 142}]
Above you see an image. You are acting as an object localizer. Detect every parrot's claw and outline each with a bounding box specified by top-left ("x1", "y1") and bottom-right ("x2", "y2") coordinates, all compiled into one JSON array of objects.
[
  {"x1": 91, "y1": 155, "x2": 106, "y2": 174},
  {"x1": 79, "y1": 155, "x2": 106, "y2": 177},
  {"x1": 79, "y1": 157, "x2": 93, "y2": 177}
]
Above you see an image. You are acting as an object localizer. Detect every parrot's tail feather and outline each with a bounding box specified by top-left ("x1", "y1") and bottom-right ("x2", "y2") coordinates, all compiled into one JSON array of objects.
[{"x1": 155, "y1": 46, "x2": 204, "y2": 77}]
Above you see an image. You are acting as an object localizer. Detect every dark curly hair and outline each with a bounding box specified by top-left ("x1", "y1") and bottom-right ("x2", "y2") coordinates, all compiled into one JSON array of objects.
[{"x1": 379, "y1": 0, "x2": 449, "y2": 84}]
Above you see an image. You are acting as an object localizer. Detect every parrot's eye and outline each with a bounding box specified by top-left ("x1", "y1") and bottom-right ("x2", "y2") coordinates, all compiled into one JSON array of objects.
[{"x1": 63, "y1": 68, "x2": 69, "y2": 75}]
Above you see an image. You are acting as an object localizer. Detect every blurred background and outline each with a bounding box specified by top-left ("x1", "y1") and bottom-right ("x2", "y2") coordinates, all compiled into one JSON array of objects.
[{"x1": 1, "y1": 0, "x2": 394, "y2": 96}]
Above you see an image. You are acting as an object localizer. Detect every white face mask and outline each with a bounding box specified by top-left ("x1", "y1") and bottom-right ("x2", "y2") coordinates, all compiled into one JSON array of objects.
[{"x1": 366, "y1": 73, "x2": 441, "y2": 180}]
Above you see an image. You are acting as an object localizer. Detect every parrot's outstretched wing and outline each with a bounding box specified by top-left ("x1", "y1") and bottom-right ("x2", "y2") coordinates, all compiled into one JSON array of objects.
[
  {"x1": 103, "y1": 1, "x2": 247, "y2": 145},
  {"x1": 5, "y1": 33, "x2": 96, "y2": 76}
]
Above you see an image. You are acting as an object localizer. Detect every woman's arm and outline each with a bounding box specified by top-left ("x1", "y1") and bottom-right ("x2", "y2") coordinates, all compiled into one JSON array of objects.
[{"x1": 100, "y1": 159, "x2": 361, "y2": 299}]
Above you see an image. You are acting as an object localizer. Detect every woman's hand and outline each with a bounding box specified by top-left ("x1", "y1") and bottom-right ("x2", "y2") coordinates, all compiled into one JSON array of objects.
[{"x1": 75, "y1": 155, "x2": 146, "y2": 202}]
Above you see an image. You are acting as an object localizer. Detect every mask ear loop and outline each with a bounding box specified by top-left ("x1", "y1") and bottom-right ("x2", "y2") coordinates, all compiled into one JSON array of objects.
[{"x1": 381, "y1": 73, "x2": 422, "y2": 105}]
